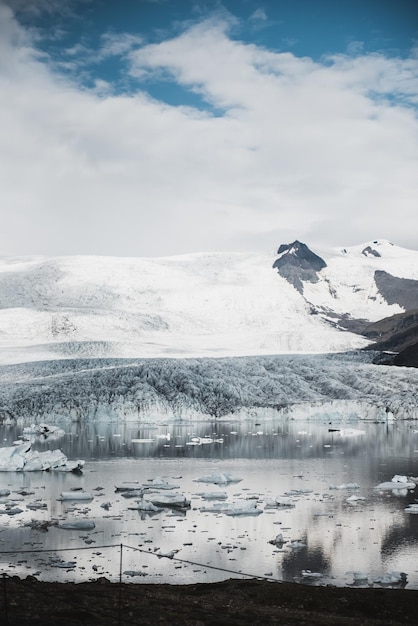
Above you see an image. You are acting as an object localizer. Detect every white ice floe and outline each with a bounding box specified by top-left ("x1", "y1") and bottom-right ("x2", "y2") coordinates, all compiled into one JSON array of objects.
[
  {"x1": 201, "y1": 500, "x2": 262, "y2": 516},
  {"x1": 404, "y1": 503, "x2": 418, "y2": 514},
  {"x1": 346, "y1": 495, "x2": 366, "y2": 503},
  {"x1": 142, "y1": 477, "x2": 179, "y2": 490},
  {"x1": 0, "y1": 506, "x2": 23, "y2": 515},
  {"x1": 198, "y1": 492, "x2": 228, "y2": 500},
  {"x1": 57, "y1": 519, "x2": 96, "y2": 530},
  {"x1": 373, "y1": 571, "x2": 407, "y2": 586},
  {"x1": 374, "y1": 475, "x2": 416, "y2": 490},
  {"x1": 120, "y1": 489, "x2": 145, "y2": 498},
  {"x1": 0, "y1": 444, "x2": 84, "y2": 472},
  {"x1": 115, "y1": 483, "x2": 141, "y2": 492},
  {"x1": 225, "y1": 501, "x2": 263, "y2": 516},
  {"x1": 22, "y1": 423, "x2": 65, "y2": 442},
  {"x1": 156, "y1": 549, "x2": 179, "y2": 559},
  {"x1": 301, "y1": 570, "x2": 323, "y2": 578},
  {"x1": 57, "y1": 491, "x2": 93, "y2": 501},
  {"x1": 194, "y1": 472, "x2": 242, "y2": 485},
  {"x1": 329, "y1": 483, "x2": 360, "y2": 490}
]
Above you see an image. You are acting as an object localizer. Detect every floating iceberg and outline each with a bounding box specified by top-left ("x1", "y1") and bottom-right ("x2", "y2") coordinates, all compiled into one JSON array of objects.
[
  {"x1": 404, "y1": 504, "x2": 418, "y2": 514},
  {"x1": 194, "y1": 473, "x2": 242, "y2": 485},
  {"x1": 0, "y1": 444, "x2": 84, "y2": 472},
  {"x1": 0, "y1": 506, "x2": 23, "y2": 515},
  {"x1": 374, "y1": 475, "x2": 416, "y2": 490},
  {"x1": 148, "y1": 493, "x2": 191, "y2": 509},
  {"x1": 373, "y1": 571, "x2": 407, "y2": 586}
]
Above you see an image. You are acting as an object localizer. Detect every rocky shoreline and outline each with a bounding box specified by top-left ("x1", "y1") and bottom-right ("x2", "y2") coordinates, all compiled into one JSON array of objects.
[{"x1": 1, "y1": 575, "x2": 417, "y2": 625}]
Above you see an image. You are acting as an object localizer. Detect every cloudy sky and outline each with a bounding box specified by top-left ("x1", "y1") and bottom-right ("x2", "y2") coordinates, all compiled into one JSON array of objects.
[{"x1": 1, "y1": 0, "x2": 418, "y2": 257}]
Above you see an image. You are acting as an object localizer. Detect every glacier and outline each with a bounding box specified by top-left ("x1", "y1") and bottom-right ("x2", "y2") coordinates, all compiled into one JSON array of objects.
[
  {"x1": 0, "y1": 241, "x2": 418, "y2": 424},
  {"x1": 0, "y1": 351, "x2": 417, "y2": 424},
  {"x1": 1, "y1": 240, "x2": 418, "y2": 365}
]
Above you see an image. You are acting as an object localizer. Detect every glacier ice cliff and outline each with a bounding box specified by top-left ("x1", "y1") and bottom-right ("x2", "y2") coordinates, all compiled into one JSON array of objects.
[{"x1": 0, "y1": 351, "x2": 417, "y2": 423}]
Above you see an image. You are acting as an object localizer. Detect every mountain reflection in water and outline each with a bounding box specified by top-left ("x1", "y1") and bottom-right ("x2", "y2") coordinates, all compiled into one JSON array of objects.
[{"x1": 0, "y1": 418, "x2": 417, "y2": 589}]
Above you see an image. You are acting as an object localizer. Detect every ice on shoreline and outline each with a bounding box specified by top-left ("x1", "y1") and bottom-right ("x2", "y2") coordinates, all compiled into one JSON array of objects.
[{"x1": 0, "y1": 444, "x2": 84, "y2": 472}]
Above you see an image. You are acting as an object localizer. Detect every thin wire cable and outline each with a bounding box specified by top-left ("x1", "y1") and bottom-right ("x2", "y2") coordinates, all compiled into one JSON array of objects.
[
  {"x1": 122, "y1": 543, "x2": 282, "y2": 583},
  {"x1": 0, "y1": 541, "x2": 282, "y2": 584}
]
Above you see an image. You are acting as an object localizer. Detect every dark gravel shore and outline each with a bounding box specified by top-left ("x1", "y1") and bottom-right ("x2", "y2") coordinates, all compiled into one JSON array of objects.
[{"x1": 1, "y1": 575, "x2": 417, "y2": 625}]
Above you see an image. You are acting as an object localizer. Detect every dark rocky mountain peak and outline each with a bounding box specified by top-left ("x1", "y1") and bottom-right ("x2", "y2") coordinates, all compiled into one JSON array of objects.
[
  {"x1": 273, "y1": 240, "x2": 327, "y2": 293},
  {"x1": 362, "y1": 245, "x2": 381, "y2": 258}
]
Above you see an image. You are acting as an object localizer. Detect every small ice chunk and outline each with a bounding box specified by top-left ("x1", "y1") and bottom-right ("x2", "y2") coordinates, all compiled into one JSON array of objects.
[
  {"x1": 301, "y1": 570, "x2": 322, "y2": 578},
  {"x1": 142, "y1": 477, "x2": 179, "y2": 490},
  {"x1": 148, "y1": 493, "x2": 191, "y2": 509},
  {"x1": 201, "y1": 500, "x2": 262, "y2": 516},
  {"x1": 329, "y1": 483, "x2": 360, "y2": 490},
  {"x1": 375, "y1": 478, "x2": 416, "y2": 490},
  {"x1": 269, "y1": 533, "x2": 285, "y2": 546},
  {"x1": 57, "y1": 520, "x2": 96, "y2": 530},
  {"x1": 128, "y1": 500, "x2": 162, "y2": 512},
  {"x1": 346, "y1": 495, "x2": 365, "y2": 503},
  {"x1": 404, "y1": 504, "x2": 418, "y2": 514},
  {"x1": 198, "y1": 492, "x2": 228, "y2": 501},
  {"x1": 373, "y1": 572, "x2": 407, "y2": 586},
  {"x1": 57, "y1": 492, "x2": 93, "y2": 501}
]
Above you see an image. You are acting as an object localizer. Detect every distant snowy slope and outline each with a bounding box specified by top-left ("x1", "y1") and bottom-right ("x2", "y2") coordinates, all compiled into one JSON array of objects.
[{"x1": 1, "y1": 240, "x2": 418, "y2": 364}]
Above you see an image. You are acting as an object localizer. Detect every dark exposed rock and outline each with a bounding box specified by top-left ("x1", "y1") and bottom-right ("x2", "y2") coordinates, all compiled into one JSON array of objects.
[
  {"x1": 273, "y1": 241, "x2": 326, "y2": 293},
  {"x1": 374, "y1": 270, "x2": 418, "y2": 310},
  {"x1": 362, "y1": 245, "x2": 381, "y2": 257},
  {"x1": 393, "y1": 342, "x2": 418, "y2": 367},
  {"x1": 362, "y1": 309, "x2": 418, "y2": 353}
]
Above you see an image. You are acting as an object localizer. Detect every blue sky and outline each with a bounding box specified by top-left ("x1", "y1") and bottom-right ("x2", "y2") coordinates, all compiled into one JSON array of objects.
[{"x1": 1, "y1": 0, "x2": 418, "y2": 256}]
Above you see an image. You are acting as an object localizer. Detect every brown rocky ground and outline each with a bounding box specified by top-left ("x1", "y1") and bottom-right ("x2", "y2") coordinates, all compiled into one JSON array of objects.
[{"x1": 1, "y1": 575, "x2": 417, "y2": 625}]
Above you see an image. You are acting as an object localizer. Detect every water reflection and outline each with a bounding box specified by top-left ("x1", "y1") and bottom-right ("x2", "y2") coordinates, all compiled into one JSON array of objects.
[
  {"x1": 0, "y1": 418, "x2": 417, "y2": 588},
  {"x1": 3, "y1": 418, "x2": 418, "y2": 463}
]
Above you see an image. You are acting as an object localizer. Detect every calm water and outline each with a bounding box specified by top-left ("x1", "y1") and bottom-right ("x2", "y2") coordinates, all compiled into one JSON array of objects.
[{"x1": 0, "y1": 417, "x2": 418, "y2": 588}]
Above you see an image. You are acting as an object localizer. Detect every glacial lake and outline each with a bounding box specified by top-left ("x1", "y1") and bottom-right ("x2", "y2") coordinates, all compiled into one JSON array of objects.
[{"x1": 0, "y1": 416, "x2": 418, "y2": 589}]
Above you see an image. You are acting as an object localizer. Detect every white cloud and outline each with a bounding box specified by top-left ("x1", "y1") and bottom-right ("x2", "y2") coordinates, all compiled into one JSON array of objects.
[{"x1": 0, "y1": 9, "x2": 417, "y2": 256}]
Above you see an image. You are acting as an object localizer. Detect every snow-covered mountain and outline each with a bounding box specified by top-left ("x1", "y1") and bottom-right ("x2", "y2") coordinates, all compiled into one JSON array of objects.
[{"x1": 1, "y1": 239, "x2": 418, "y2": 365}]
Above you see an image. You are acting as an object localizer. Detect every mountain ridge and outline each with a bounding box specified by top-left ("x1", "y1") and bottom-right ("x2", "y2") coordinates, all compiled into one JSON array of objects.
[{"x1": 1, "y1": 239, "x2": 418, "y2": 365}]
